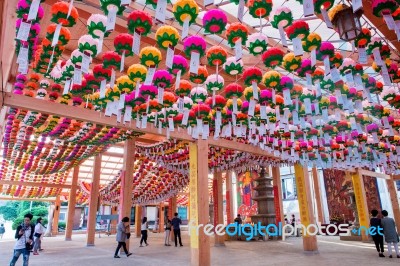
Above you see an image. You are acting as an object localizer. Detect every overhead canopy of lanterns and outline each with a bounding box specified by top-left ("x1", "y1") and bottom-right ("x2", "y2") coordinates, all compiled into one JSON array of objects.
[{"x1": 6, "y1": 0, "x2": 400, "y2": 202}]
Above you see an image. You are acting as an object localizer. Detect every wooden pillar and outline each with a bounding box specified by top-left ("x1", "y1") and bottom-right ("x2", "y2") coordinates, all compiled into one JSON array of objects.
[
  {"x1": 213, "y1": 171, "x2": 224, "y2": 246},
  {"x1": 311, "y1": 167, "x2": 324, "y2": 224},
  {"x1": 189, "y1": 140, "x2": 210, "y2": 266},
  {"x1": 51, "y1": 196, "x2": 61, "y2": 236},
  {"x1": 225, "y1": 171, "x2": 234, "y2": 224},
  {"x1": 86, "y1": 154, "x2": 101, "y2": 246},
  {"x1": 271, "y1": 166, "x2": 284, "y2": 226},
  {"x1": 111, "y1": 206, "x2": 118, "y2": 234},
  {"x1": 118, "y1": 138, "x2": 135, "y2": 251},
  {"x1": 159, "y1": 202, "x2": 165, "y2": 233},
  {"x1": 65, "y1": 166, "x2": 79, "y2": 240},
  {"x1": 351, "y1": 170, "x2": 369, "y2": 242},
  {"x1": 387, "y1": 177, "x2": 400, "y2": 233},
  {"x1": 170, "y1": 196, "x2": 177, "y2": 216},
  {"x1": 293, "y1": 164, "x2": 318, "y2": 253},
  {"x1": 135, "y1": 205, "x2": 142, "y2": 238}
]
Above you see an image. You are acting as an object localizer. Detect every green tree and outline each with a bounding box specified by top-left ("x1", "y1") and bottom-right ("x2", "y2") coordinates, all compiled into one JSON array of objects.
[{"x1": 0, "y1": 201, "x2": 20, "y2": 220}]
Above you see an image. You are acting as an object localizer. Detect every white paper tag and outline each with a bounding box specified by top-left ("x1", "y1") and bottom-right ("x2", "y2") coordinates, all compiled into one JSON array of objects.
[
  {"x1": 381, "y1": 64, "x2": 392, "y2": 86},
  {"x1": 278, "y1": 25, "x2": 288, "y2": 47},
  {"x1": 315, "y1": 81, "x2": 321, "y2": 97},
  {"x1": 304, "y1": 98, "x2": 312, "y2": 114},
  {"x1": 181, "y1": 18, "x2": 190, "y2": 40},
  {"x1": 133, "y1": 31, "x2": 141, "y2": 55},
  {"x1": 124, "y1": 106, "x2": 132, "y2": 122},
  {"x1": 141, "y1": 115, "x2": 148, "y2": 128},
  {"x1": 235, "y1": 40, "x2": 243, "y2": 61},
  {"x1": 293, "y1": 111, "x2": 299, "y2": 125},
  {"x1": 331, "y1": 68, "x2": 341, "y2": 83},
  {"x1": 248, "y1": 100, "x2": 256, "y2": 116},
  {"x1": 251, "y1": 82, "x2": 259, "y2": 101},
  {"x1": 17, "y1": 21, "x2": 31, "y2": 42},
  {"x1": 202, "y1": 124, "x2": 209, "y2": 139},
  {"x1": 111, "y1": 101, "x2": 118, "y2": 115},
  {"x1": 100, "y1": 80, "x2": 106, "y2": 98},
  {"x1": 353, "y1": 0, "x2": 362, "y2": 12},
  {"x1": 155, "y1": 0, "x2": 167, "y2": 23},
  {"x1": 260, "y1": 105, "x2": 267, "y2": 119},
  {"x1": 358, "y1": 47, "x2": 367, "y2": 64},
  {"x1": 395, "y1": 22, "x2": 400, "y2": 41},
  {"x1": 383, "y1": 15, "x2": 396, "y2": 30},
  {"x1": 67, "y1": 0, "x2": 74, "y2": 17},
  {"x1": 178, "y1": 97, "x2": 184, "y2": 112},
  {"x1": 306, "y1": 73, "x2": 313, "y2": 89},
  {"x1": 303, "y1": 0, "x2": 314, "y2": 17},
  {"x1": 166, "y1": 46, "x2": 174, "y2": 69},
  {"x1": 17, "y1": 45, "x2": 29, "y2": 64},
  {"x1": 292, "y1": 37, "x2": 304, "y2": 56},
  {"x1": 106, "y1": 8, "x2": 117, "y2": 31},
  {"x1": 116, "y1": 110, "x2": 122, "y2": 123},
  {"x1": 232, "y1": 97, "x2": 238, "y2": 114},
  {"x1": 283, "y1": 89, "x2": 291, "y2": 105},
  {"x1": 168, "y1": 117, "x2": 174, "y2": 131},
  {"x1": 158, "y1": 87, "x2": 164, "y2": 105},
  {"x1": 27, "y1": 0, "x2": 40, "y2": 21},
  {"x1": 182, "y1": 109, "x2": 189, "y2": 125},
  {"x1": 134, "y1": 81, "x2": 140, "y2": 98},
  {"x1": 105, "y1": 102, "x2": 113, "y2": 116},
  {"x1": 81, "y1": 53, "x2": 90, "y2": 73},
  {"x1": 189, "y1": 52, "x2": 200, "y2": 74},
  {"x1": 121, "y1": 0, "x2": 130, "y2": 5},
  {"x1": 63, "y1": 79, "x2": 71, "y2": 95},
  {"x1": 18, "y1": 61, "x2": 28, "y2": 74},
  {"x1": 110, "y1": 68, "x2": 116, "y2": 88},
  {"x1": 204, "y1": 0, "x2": 214, "y2": 6},
  {"x1": 232, "y1": 114, "x2": 237, "y2": 126},
  {"x1": 175, "y1": 70, "x2": 181, "y2": 89},
  {"x1": 216, "y1": 111, "x2": 222, "y2": 126},
  {"x1": 373, "y1": 48, "x2": 383, "y2": 66},
  {"x1": 324, "y1": 56, "x2": 330, "y2": 75},
  {"x1": 310, "y1": 49, "x2": 317, "y2": 66},
  {"x1": 119, "y1": 94, "x2": 126, "y2": 109},
  {"x1": 335, "y1": 89, "x2": 343, "y2": 105},
  {"x1": 120, "y1": 51, "x2": 125, "y2": 72},
  {"x1": 144, "y1": 67, "x2": 156, "y2": 85},
  {"x1": 73, "y1": 68, "x2": 82, "y2": 85},
  {"x1": 354, "y1": 74, "x2": 363, "y2": 91},
  {"x1": 238, "y1": 0, "x2": 245, "y2": 22},
  {"x1": 345, "y1": 71, "x2": 354, "y2": 84},
  {"x1": 321, "y1": 8, "x2": 333, "y2": 29}
]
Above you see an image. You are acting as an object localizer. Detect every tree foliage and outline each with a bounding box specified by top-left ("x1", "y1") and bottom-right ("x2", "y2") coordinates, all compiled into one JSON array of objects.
[{"x1": 0, "y1": 201, "x2": 50, "y2": 230}]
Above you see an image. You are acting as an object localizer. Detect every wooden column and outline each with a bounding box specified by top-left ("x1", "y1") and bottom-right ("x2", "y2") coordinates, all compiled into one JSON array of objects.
[
  {"x1": 293, "y1": 164, "x2": 318, "y2": 253},
  {"x1": 189, "y1": 140, "x2": 210, "y2": 266},
  {"x1": 135, "y1": 205, "x2": 142, "y2": 238},
  {"x1": 65, "y1": 166, "x2": 79, "y2": 240},
  {"x1": 387, "y1": 177, "x2": 400, "y2": 233},
  {"x1": 213, "y1": 171, "x2": 225, "y2": 246},
  {"x1": 118, "y1": 139, "x2": 135, "y2": 251},
  {"x1": 86, "y1": 154, "x2": 101, "y2": 246},
  {"x1": 51, "y1": 196, "x2": 61, "y2": 236},
  {"x1": 170, "y1": 196, "x2": 177, "y2": 216},
  {"x1": 351, "y1": 170, "x2": 369, "y2": 242},
  {"x1": 311, "y1": 167, "x2": 324, "y2": 224},
  {"x1": 225, "y1": 171, "x2": 234, "y2": 224},
  {"x1": 111, "y1": 206, "x2": 118, "y2": 234},
  {"x1": 271, "y1": 166, "x2": 284, "y2": 226},
  {"x1": 159, "y1": 202, "x2": 165, "y2": 233}
]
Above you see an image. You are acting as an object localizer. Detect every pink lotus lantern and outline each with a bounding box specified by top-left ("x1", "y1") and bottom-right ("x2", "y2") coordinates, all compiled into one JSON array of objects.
[{"x1": 202, "y1": 9, "x2": 228, "y2": 34}]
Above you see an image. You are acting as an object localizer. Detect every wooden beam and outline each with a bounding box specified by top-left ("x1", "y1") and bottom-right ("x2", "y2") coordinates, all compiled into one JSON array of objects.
[
  {"x1": 0, "y1": 180, "x2": 71, "y2": 189},
  {"x1": 213, "y1": 171, "x2": 224, "y2": 246},
  {"x1": 387, "y1": 176, "x2": 400, "y2": 235},
  {"x1": 86, "y1": 154, "x2": 101, "y2": 246},
  {"x1": 271, "y1": 166, "x2": 284, "y2": 226},
  {"x1": 358, "y1": 169, "x2": 390, "y2": 180},
  {"x1": 52, "y1": 196, "x2": 61, "y2": 235},
  {"x1": 311, "y1": 167, "x2": 325, "y2": 224},
  {"x1": 65, "y1": 166, "x2": 79, "y2": 241},
  {"x1": 0, "y1": 196, "x2": 56, "y2": 202}
]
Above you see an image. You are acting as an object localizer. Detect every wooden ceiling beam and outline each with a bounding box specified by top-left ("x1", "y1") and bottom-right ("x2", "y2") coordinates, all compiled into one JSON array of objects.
[{"x1": 0, "y1": 179, "x2": 72, "y2": 189}]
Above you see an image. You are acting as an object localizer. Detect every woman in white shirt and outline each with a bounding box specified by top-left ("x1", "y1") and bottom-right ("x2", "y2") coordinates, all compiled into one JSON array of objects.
[
  {"x1": 33, "y1": 217, "x2": 45, "y2": 255},
  {"x1": 139, "y1": 217, "x2": 148, "y2": 247}
]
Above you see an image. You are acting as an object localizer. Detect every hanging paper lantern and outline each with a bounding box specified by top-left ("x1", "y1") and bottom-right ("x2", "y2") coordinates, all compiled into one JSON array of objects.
[
  {"x1": 102, "y1": 51, "x2": 121, "y2": 70},
  {"x1": 223, "y1": 57, "x2": 243, "y2": 76},
  {"x1": 16, "y1": 19, "x2": 40, "y2": 43},
  {"x1": 190, "y1": 87, "x2": 208, "y2": 103},
  {"x1": 247, "y1": 0, "x2": 273, "y2": 18},
  {"x1": 372, "y1": 0, "x2": 398, "y2": 17},
  {"x1": 175, "y1": 80, "x2": 192, "y2": 97},
  {"x1": 140, "y1": 47, "x2": 162, "y2": 67},
  {"x1": 271, "y1": 7, "x2": 293, "y2": 29},
  {"x1": 282, "y1": 53, "x2": 302, "y2": 72},
  {"x1": 316, "y1": 41, "x2": 335, "y2": 61},
  {"x1": 117, "y1": 76, "x2": 135, "y2": 93},
  {"x1": 173, "y1": 0, "x2": 199, "y2": 25},
  {"x1": 206, "y1": 95, "x2": 226, "y2": 110},
  {"x1": 285, "y1": 20, "x2": 310, "y2": 40},
  {"x1": 100, "y1": 0, "x2": 126, "y2": 16},
  {"x1": 93, "y1": 64, "x2": 112, "y2": 81},
  {"x1": 226, "y1": 98, "x2": 243, "y2": 111},
  {"x1": 329, "y1": 51, "x2": 343, "y2": 69},
  {"x1": 78, "y1": 35, "x2": 99, "y2": 57},
  {"x1": 145, "y1": 0, "x2": 171, "y2": 8},
  {"x1": 355, "y1": 28, "x2": 371, "y2": 47},
  {"x1": 205, "y1": 74, "x2": 224, "y2": 93},
  {"x1": 224, "y1": 83, "x2": 244, "y2": 99},
  {"x1": 140, "y1": 84, "x2": 158, "y2": 99},
  {"x1": 320, "y1": 79, "x2": 335, "y2": 93},
  {"x1": 153, "y1": 70, "x2": 173, "y2": 88},
  {"x1": 155, "y1": 26, "x2": 180, "y2": 49},
  {"x1": 50, "y1": 1, "x2": 79, "y2": 27},
  {"x1": 183, "y1": 35, "x2": 207, "y2": 57},
  {"x1": 246, "y1": 33, "x2": 268, "y2": 55},
  {"x1": 177, "y1": 96, "x2": 194, "y2": 109},
  {"x1": 244, "y1": 86, "x2": 261, "y2": 101},
  {"x1": 243, "y1": 67, "x2": 263, "y2": 86},
  {"x1": 163, "y1": 92, "x2": 177, "y2": 107},
  {"x1": 126, "y1": 10, "x2": 153, "y2": 36},
  {"x1": 203, "y1": 9, "x2": 228, "y2": 34},
  {"x1": 206, "y1": 46, "x2": 228, "y2": 67},
  {"x1": 17, "y1": 0, "x2": 45, "y2": 21},
  {"x1": 190, "y1": 66, "x2": 208, "y2": 84},
  {"x1": 340, "y1": 58, "x2": 355, "y2": 75},
  {"x1": 367, "y1": 37, "x2": 382, "y2": 55},
  {"x1": 226, "y1": 22, "x2": 249, "y2": 47},
  {"x1": 314, "y1": 0, "x2": 335, "y2": 14},
  {"x1": 87, "y1": 14, "x2": 110, "y2": 39},
  {"x1": 127, "y1": 64, "x2": 147, "y2": 83},
  {"x1": 262, "y1": 70, "x2": 281, "y2": 90},
  {"x1": 114, "y1": 33, "x2": 134, "y2": 57},
  {"x1": 297, "y1": 59, "x2": 315, "y2": 77},
  {"x1": 169, "y1": 55, "x2": 189, "y2": 76},
  {"x1": 46, "y1": 24, "x2": 71, "y2": 46},
  {"x1": 262, "y1": 47, "x2": 284, "y2": 68},
  {"x1": 302, "y1": 32, "x2": 321, "y2": 52}
]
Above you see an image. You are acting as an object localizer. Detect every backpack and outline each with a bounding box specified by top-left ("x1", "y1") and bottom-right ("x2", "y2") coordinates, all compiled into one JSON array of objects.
[{"x1": 0, "y1": 227, "x2": 5, "y2": 234}]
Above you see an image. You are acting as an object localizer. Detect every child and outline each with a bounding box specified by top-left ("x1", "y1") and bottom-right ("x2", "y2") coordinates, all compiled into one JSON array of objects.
[{"x1": 381, "y1": 210, "x2": 400, "y2": 258}]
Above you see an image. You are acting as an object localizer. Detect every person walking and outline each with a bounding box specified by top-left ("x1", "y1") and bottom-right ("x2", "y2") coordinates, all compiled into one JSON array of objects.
[
  {"x1": 234, "y1": 214, "x2": 242, "y2": 224},
  {"x1": 381, "y1": 210, "x2": 400, "y2": 258},
  {"x1": 32, "y1": 218, "x2": 45, "y2": 255},
  {"x1": 370, "y1": 209, "x2": 385, "y2": 257},
  {"x1": 114, "y1": 217, "x2": 132, "y2": 258},
  {"x1": 140, "y1": 217, "x2": 149, "y2": 247},
  {"x1": 171, "y1": 213, "x2": 182, "y2": 247},
  {"x1": 0, "y1": 223, "x2": 5, "y2": 239},
  {"x1": 9, "y1": 213, "x2": 34, "y2": 266},
  {"x1": 165, "y1": 216, "x2": 172, "y2": 246}
]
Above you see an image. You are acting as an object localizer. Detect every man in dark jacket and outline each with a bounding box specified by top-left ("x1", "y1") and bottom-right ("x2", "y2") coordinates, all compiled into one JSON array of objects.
[
  {"x1": 171, "y1": 213, "x2": 183, "y2": 247},
  {"x1": 10, "y1": 213, "x2": 34, "y2": 266}
]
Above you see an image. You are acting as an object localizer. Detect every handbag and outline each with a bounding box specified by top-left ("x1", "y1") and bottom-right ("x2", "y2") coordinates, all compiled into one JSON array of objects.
[
  {"x1": 25, "y1": 242, "x2": 33, "y2": 251},
  {"x1": 34, "y1": 233, "x2": 42, "y2": 238},
  {"x1": 126, "y1": 233, "x2": 131, "y2": 239}
]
